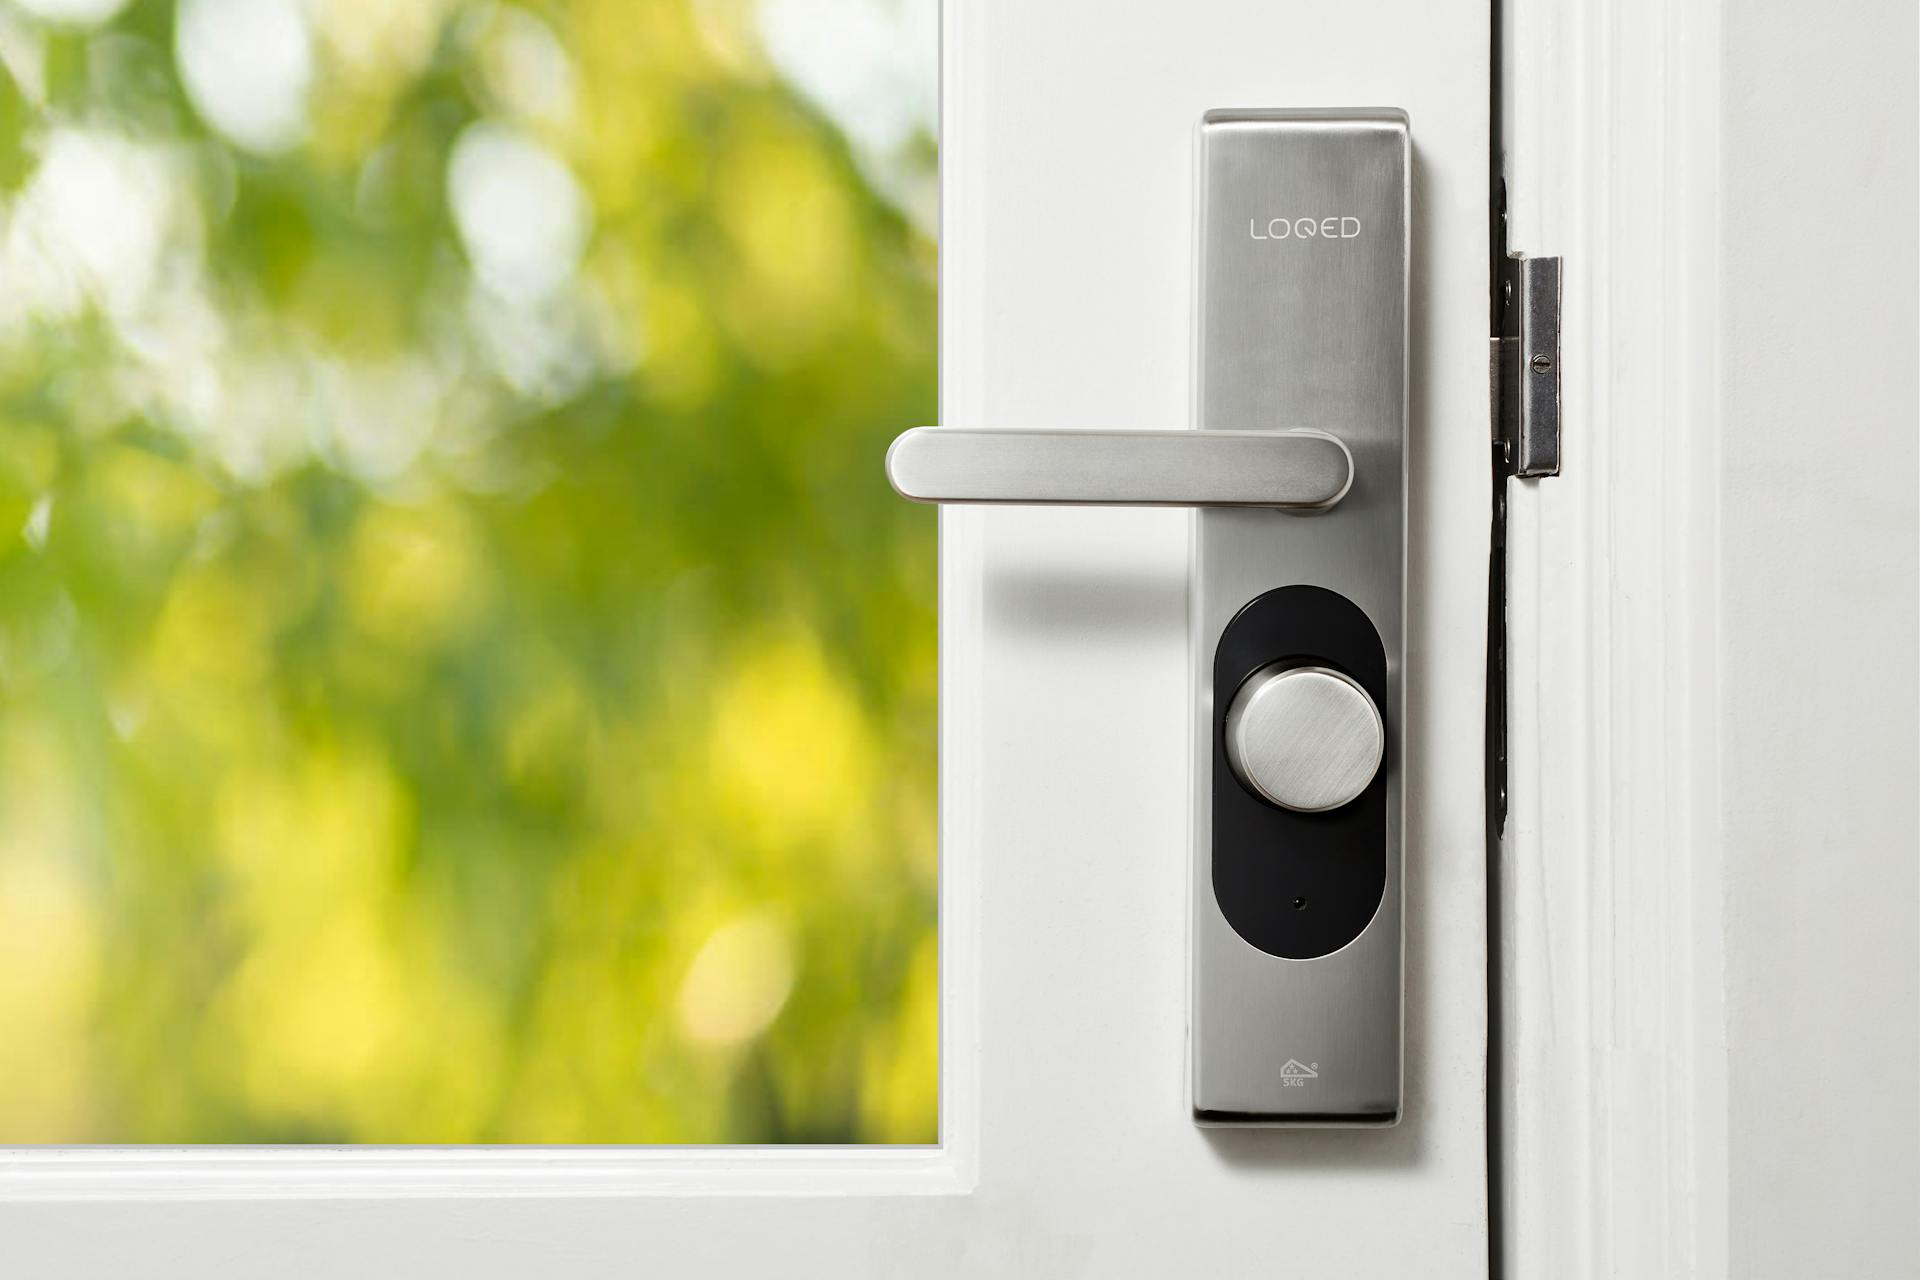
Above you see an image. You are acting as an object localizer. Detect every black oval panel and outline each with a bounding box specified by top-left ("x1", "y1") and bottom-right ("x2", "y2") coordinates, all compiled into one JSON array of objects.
[{"x1": 1212, "y1": 585, "x2": 1389, "y2": 959}]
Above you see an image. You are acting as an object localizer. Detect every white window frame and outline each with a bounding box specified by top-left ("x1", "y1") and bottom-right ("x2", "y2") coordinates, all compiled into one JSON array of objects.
[{"x1": 0, "y1": 0, "x2": 996, "y2": 1206}]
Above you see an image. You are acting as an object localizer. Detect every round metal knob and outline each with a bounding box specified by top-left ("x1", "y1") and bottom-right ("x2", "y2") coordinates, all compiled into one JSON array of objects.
[{"x1": 1223, "y1": 663, "x2": 1384, "y2": 813}]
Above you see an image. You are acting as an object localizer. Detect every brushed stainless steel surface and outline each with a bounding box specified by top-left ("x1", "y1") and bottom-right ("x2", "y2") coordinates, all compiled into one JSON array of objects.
[
  {"x1": 1494, "y1": 252, "x2": 1562, "y2": 478},
  {"x1": 1224, "y1": 664, "x2": 1384, "y2": 813},
  {"x1": 885, "y1": 427, "x2": 1352, "y2": 509},
  {"x1": 1191, "y1": 109, "x2": 1407, "y2": 1124},
  {"x1": 1515, "y1": 255, "x2": 1561, "y2": 477}
]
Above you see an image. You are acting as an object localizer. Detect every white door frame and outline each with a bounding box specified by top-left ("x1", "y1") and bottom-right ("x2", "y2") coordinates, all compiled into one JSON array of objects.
[
  {"x1": 1499, "y1": 0, "x2": 1729, "y2": 1273},
  {"x1": 1504, "y1": 0, "x2": 1920, "y2": 1273}
]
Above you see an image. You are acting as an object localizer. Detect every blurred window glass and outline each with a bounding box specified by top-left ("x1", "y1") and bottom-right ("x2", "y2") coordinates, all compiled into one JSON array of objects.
[{"x1": 0, "y1": 0, "x2": 936, "y2": 1143}]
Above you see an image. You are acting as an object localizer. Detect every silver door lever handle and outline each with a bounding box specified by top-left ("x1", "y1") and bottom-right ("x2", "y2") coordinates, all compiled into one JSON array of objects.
[{"x1": 885, "y1": 428, "x2": 1353, "y2": 512}]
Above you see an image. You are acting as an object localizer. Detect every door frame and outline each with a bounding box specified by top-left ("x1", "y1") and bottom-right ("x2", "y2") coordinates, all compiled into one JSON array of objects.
[{"x1": 1498, "y1": 0, "x2": 1729, "y2": 1273}]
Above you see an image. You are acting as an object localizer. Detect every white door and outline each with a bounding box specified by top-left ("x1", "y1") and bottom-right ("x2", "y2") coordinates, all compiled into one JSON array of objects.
[{"x1": 0, "y1": 0, "x2": 1493, "y2": 1273}]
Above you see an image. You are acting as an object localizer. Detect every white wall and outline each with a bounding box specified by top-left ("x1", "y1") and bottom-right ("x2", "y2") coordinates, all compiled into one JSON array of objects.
[{"x1": 1718, "y1": 4, "x2": 1919, "y2": 1275}]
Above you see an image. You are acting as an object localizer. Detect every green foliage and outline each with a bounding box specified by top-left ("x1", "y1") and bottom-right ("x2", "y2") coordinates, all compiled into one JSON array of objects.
[{"x1": 0, "y1": 0, "x2": 936, "y2": 1142}]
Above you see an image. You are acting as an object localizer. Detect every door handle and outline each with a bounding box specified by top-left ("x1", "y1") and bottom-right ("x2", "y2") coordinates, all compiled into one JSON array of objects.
[
  {"x1": 891, "y1": 109, "x2": 1409, "y2": 1128},
  {"x1": 885, "y1": 427, "x2": 1354, "y2": 511}
]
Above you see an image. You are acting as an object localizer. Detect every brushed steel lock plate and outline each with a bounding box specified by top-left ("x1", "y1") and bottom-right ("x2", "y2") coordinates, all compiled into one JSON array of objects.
[{"x1": 1190, "y1": 110, "x2": 1408, "y2": 1125}]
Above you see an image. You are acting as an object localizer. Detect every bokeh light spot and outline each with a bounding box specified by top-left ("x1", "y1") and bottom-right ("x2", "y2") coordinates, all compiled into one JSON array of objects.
[
  {"x1": 176, "y1": 0, "x2": 315, "y2": 154},
  {"x1": 676, "y1": 912, "x2": 797, "y2": 1049},
  {"x1": 448, "y1": 120, "x2": 591, "y2": 303}
]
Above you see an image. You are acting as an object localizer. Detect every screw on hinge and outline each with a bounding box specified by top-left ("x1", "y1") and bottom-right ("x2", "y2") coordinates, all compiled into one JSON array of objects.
[{"x1": 1529, "y1": 353, "x2": 1552, "y2": 374}]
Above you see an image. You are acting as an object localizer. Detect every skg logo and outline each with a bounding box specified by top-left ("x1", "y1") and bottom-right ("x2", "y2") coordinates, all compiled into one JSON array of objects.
[
  {"x1": 1279, "y1": 1059, "x2": 1320, "y2": 1087},
  {"x1": 1249, "y1": 216, "x2": 1363, "y2": 241}
]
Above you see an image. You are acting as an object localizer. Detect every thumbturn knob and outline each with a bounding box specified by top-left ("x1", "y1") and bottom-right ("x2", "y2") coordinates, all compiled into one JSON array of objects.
[{"x1": 1223, "y1": 663, "x2": 1384, "y2": 813}]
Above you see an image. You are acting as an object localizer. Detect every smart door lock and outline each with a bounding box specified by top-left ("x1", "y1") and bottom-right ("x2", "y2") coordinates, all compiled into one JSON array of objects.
[{"x1": 887, "y1": 109, "x2": 1408, "y2": 1125}]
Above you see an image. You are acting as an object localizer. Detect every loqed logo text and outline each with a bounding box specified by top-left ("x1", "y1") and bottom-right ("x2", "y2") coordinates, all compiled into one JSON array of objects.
[{"x1": 1249, "y1": 217, "x2": 1362, "y2": 241}]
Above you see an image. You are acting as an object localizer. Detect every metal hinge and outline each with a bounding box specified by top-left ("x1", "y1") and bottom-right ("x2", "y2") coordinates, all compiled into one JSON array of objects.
[{"x1": 1492, "y1": 252, "x2": 1562, "y2": 479}]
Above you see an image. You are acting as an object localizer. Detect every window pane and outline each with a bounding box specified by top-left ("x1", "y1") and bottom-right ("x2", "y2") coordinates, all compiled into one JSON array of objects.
[{"x1": 0, "y1": 0, "x2": 936, "y2": 1143}]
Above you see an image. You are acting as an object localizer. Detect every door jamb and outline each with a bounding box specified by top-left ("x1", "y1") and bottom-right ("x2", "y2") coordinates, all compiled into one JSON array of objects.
[{"x1": 1496, "y1": 0, "x2": 1729, "y2": 1274}]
